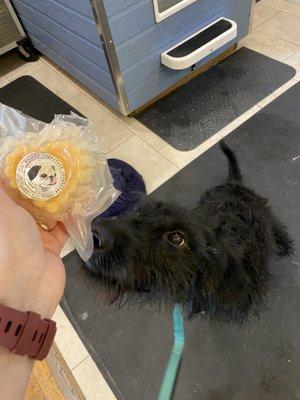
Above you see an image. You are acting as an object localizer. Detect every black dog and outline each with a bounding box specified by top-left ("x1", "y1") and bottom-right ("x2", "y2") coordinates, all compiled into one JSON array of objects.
[{"x1": 86, "y1": 142, "x2": 293, "y2": 321}]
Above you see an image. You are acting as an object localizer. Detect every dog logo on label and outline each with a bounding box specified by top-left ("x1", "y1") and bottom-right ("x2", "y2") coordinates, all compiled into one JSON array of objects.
[{"x1": 16, "y1": 152, "x2": 66, "y2": 201}]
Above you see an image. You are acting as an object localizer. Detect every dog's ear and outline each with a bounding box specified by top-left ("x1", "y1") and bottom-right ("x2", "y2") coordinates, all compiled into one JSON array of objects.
[{"x1": 28, "y1": 165, "x2": 41, "y2": 181}]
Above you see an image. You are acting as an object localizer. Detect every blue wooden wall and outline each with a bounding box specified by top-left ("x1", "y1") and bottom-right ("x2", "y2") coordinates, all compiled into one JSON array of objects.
[
  {"x1": 11, "y1": 0, "x2": 252, "y2": 114},
  {"x1": 11, "y1": 0, "x2": 119, "y2": 109},
  {"x1": 104, "y1": 0, "x2": 252, "y2": 111}
]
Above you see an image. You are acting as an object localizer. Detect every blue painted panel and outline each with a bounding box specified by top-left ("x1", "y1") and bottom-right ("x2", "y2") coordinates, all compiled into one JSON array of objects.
[
  {"x1": 115, "y1": 0, "x2": 248, "y2": 71},
  {"x1": 108, "y1": 0, "x2": 238, "y2": 46},
  {"x1": 54, "y1": 0, "x2": 94, "y2": 20},
  {"x1": 13, "y1": 0, "x2": 109, "y2": 71},
  {"x1": 108, "y1": 1, "x2": 155, "y2": 45},
  {"x1": 29, "y1": 35, "x2": 119, "y2": 109},
  {"x1": 19, "y1": 16, "x2": 115, "y2": 92},
  {"x1": 127, "y1": 19, "x2": 249, "y2": 110},
  {"x1": 103, "y1": 0, "x2": 145, "y2": 18},
  {"x1": 13, "y1": 0, "x2": 101, "y2": 46}
]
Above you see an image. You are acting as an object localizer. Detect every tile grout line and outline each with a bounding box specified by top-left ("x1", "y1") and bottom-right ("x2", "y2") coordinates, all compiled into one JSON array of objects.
[
  {"x1": 255, "y1": 28, "x2": 300, "y2": 47},
  {"x1": 242, "y1": 42, "x2": 299, "y2": 63},
  {"x1": 71, "y1": 355, "x2": 90, "y2": 372},
  {"x1": 116, "y1": 122, "x2": 170, "y2": 154},
  {"x1": 107, "y1": 134, "x2": 181, "y2": 172},
  {"x1": 252, "y1": 9, "x2": 281, "y2": 29},
  {"x1": 281, "y1": 49, "x2": 299, "y2": 62},
  {"x1": 257, "y1": 7, "x2": 300, "y2": 19},
  {"x1": 104, "y1": 133, "x2": 135, "y2": 155},
  {"x1": 249, "y1": 28, "x2": 299, "y2": 51},
  {"x1": 284, "y1": 49, "x2": 300, "y2": 63}
]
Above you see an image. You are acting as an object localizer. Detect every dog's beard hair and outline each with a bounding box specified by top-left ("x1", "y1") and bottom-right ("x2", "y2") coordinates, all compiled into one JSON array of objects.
[
  {"x1": 86, "y1": 230, "x2": 199, "y2": 311},
  {"x1": 82, "y1": 252, "x2": 175, "y2": 313},
  {"x1": 85, "y1": 232, "x2": 268, "y2": 322},
  {"x1": 81, "y1": 258, "x2": 265, "y2": 325}
]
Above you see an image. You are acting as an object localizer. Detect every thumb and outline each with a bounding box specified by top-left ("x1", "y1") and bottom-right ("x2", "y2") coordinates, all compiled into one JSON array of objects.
[{"x1": 0, "y1": 186, "x2": 18, "y2": 209}]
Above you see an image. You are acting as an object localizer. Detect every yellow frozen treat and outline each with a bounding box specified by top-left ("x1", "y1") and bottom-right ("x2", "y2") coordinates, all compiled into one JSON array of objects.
[
  {"x1": 1, "y1": 124, "x2": 100, "y2": 224},
  {"x1": 0, "y1": 108, "x2": 119, "y2": 261}
]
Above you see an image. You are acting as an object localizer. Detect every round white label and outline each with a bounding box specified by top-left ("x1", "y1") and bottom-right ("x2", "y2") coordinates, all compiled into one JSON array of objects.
[{"x1": 16, "y1": 152, "x2": 66, "y2": 201}]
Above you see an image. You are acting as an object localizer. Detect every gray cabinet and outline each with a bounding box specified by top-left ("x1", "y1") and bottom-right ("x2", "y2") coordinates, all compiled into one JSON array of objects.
[
  {"x1": 0, "y1": 0, "x2": 25, "y2": 55},
  {"x1": 11, "y1": 0, "x2": 255, "y2": 115}
]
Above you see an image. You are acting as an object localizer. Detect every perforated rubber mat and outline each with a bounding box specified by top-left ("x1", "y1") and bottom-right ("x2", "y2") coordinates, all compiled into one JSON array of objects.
[
  {"x1": 136, "y1": 48, "x2": 295, "y2": 151},
  {"x1": 62, "y1": 83, "x2": 300, "y2": 400}
]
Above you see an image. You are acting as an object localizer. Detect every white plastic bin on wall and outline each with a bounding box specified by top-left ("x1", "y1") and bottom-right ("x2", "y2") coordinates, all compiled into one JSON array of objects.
[{"x1": 161, "y1": 18, "x2": 237, "y2": 70}]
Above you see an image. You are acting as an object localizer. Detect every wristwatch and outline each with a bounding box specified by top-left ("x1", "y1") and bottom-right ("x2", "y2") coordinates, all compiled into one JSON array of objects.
[{"x1": 0, "y1": 303, "x2": 56, "y2": 360}]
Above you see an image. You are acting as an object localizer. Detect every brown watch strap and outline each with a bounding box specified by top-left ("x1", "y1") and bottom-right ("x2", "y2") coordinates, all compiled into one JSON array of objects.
[{"x1": 0, "y1": 303, "x2": 56, "y2": 360}]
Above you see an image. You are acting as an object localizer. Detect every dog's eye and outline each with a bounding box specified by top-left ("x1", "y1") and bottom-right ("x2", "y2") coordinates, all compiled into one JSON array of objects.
[
  {"x1": 41, "y1": 174, "x2": 47, "y2": 178},
  {"x1": 167, "y1": 232, "x2": 185, "y2": 247}
]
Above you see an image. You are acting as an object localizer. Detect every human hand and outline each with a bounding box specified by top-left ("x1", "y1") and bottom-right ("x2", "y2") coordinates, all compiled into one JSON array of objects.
[{"x1": 0, "y1": 187, "x2": 68, "y2": 319}]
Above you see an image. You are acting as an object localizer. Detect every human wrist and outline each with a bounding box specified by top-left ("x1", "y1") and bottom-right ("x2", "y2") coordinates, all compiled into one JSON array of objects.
[
  {"x1": 0, "y1": 259, "x2": 60, "y2": 320},
  {"x1": 2, "y1": 303, "x2": 55, "y2": 321},
  {"x1": 0, "y1": 295, "x2": 55, "y2": 320},
  {"x1": 0, "y1": 345, "x2": 33, "y2": 364}
]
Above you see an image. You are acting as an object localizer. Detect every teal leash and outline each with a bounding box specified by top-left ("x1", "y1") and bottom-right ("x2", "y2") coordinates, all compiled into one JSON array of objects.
[{"x1": 158, "y1": 304, "x2": 185, "y2": 400}]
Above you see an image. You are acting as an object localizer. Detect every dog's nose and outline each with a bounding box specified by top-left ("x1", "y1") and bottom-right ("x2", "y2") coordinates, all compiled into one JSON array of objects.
[{"x1": 92, "y1": 225, "x2": 114, "y2": 249}]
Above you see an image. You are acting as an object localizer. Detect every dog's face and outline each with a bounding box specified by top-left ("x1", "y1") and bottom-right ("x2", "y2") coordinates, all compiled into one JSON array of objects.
[
  {"x1": 28, "y1": 161, "x2": 57, "y2": 189},
  {"x1": 85, "y1": 193, "x2": 279, "y2": 321},
  {"x1": 86, "y1": 198, "x2": 209, "y2": 307},
  {"x1": 83, "y1": 142, "x2": 294, "y2": 321}
]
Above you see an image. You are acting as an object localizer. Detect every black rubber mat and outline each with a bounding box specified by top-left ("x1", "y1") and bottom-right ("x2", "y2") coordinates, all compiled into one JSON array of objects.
[
  {"x1": 0, "y1": 75, "x2": 83, "y2": 122},
  {"x1": 62, "y1": 83, "x2": 300, "y2": 400},
  {"x1": 136, "y1": 48, "x2": 295, "y2": 151}
]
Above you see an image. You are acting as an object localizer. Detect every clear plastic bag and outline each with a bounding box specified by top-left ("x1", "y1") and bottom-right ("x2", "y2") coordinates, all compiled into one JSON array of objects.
[{"x1": 0, "y1": 103, "x2": 120, "y2": 261}]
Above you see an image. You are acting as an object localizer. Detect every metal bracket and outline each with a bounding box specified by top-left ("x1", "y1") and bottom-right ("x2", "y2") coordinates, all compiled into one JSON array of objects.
[{"x1": 89, "y1": 0, "x2": 130, "y2": 115}]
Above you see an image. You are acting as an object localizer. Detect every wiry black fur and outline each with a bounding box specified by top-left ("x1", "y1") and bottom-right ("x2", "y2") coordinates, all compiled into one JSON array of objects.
[{"x1": 86, "y1": 142, "x2": 294, "y2": 322}]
